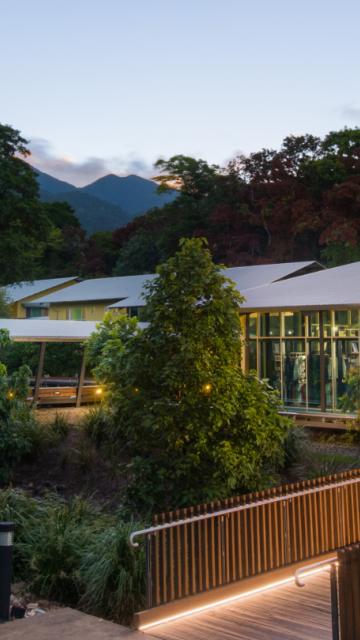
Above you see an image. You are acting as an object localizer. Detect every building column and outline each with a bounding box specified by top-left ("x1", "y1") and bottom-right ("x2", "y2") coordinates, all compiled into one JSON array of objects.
[
  {"x1": 76, "y1": 348, "x2": 86, "y2": 408},
  {"x1": 319, "y1": 311, "x2": 326, "y2": 412},
  {"x1": 33, "y1": 342, "x2": 46, "y2": 404}
]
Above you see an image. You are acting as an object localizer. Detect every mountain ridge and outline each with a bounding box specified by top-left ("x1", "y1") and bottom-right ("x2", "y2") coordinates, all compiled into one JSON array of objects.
[{"x1": 32, "y1": 166, "x2": 177, "y2": 235}]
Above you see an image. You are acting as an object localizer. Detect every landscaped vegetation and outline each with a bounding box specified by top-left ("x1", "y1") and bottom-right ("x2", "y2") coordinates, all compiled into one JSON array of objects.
[{"x1": 2, "y1": 238, "x2": 360, "y2": 622}]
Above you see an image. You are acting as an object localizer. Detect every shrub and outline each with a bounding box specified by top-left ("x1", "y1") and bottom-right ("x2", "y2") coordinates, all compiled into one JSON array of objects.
[
  {"x1": 0, "y1": 489, "x2": 146, "y2": 622},
  {"x1": 0, "y1": 359, "x2": 40, "y2": 482},
  {"x1": 80, "y1": 519, "x2": 146, "y2": 624},
  {"x1": 81, "y1": 405, "x2": 112, "y2": 448},
  {"x1": 282, "y1": 424, "x2": 311, "y2": 468}
]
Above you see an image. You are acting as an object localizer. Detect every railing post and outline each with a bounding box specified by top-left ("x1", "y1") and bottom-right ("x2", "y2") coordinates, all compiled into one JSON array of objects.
[
  {"x1": 330, "y1": 563, "x2": 340, "y2": 640},
  {"x1": 146, "y1": 533, "x2": 152, "y2": 609},
  {"x1": 0, "y1": 522, "x2": 15, "y2": 623}
]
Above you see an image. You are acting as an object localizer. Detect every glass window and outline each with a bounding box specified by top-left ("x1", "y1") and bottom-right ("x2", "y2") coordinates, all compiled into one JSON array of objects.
[
  {"x1": 309, "y1": 312, "x2": 320, "y2": 337},
  {"x1": 68, "y1": 307, "x2": 84, "y2": 321},
  {"x1": 323, "y1": 311, "x2": 332, "y2": 337},
  {"x1": 26, "y1": 307, "x2": 45, "y2": 318},
  {"x1": 308, "y1": 341, "x2": 321, "y2": 409},
  {"x1": 260, "y1": 341, "x2": 281, "y2": 391},
  {"x1": 249, "y1": 341, "x2": 257, "y2": 371},
  {"x1": 260, "y1": 313, "x2": 280, "y2": 337},
  {"x1": 333, "y1": 339, "x2": 360, "y2": 410},
  {"x1": 334, "y1": 310, "x2": 360, "y2": 337},
  {"x1": 283, "y1": 311, "x2": 305, "y2": 337},
  {"x1": 248, "y1": 313, "x2": 258, "y2": 338},
  {"x1": 283, "y1": 340, "x2": 306, "y2": 407}
]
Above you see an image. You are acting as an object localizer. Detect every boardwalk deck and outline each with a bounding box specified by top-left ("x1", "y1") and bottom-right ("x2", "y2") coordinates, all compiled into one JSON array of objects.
[{"x1": 147, "y1": 572, "x2": 332, "y2": 640}]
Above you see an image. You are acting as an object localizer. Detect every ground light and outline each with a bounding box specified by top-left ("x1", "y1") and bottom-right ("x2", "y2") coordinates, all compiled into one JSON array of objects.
[
  {"x1": 138, "y1": 563, "x2": 334, "y2": 631},
  {"x1": 0, "y1": 522, "x2": 15, "y2": 623}
]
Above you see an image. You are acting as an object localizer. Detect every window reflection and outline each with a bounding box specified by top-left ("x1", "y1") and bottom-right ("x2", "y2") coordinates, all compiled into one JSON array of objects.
[
  {"x1": 260, "y1": 313, "x2": 280, "y2": 337},
  {"x1": 260, "y1": 341, "x2": 281, "y2": 391}
]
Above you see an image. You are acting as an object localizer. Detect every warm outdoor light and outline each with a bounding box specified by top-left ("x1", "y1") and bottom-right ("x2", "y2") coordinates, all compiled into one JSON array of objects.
[
  {"x1": 202, "y1": 383, "x2": 212, "y2": 395},
  {"x1": 95, "y1": 387, "x2": 103, "y2": 395},
  {"x1": 0, "y1": 522, "x2": 15, "y2": 622},
  {"x1": 138, "y1": 564, "x2": 333, "y2": 631},
  {"x1": 6, "y1": 391, "x2": 14, "y2": 400}
]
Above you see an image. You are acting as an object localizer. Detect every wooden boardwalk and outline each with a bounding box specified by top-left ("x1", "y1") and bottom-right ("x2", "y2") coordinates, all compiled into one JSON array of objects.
[{"x1": 147, "y1": 572, "x2": 332, "y2": 640}]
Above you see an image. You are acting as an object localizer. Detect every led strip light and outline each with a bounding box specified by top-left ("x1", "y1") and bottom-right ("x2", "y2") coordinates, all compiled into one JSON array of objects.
[{"x1": 138, "y1": 562, "x2": 335, "y2": 631}]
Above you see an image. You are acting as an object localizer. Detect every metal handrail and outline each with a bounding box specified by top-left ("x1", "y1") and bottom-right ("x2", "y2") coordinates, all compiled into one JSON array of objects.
[
  {"x1": 294, "y1": 556, "x2": 337, "y2": 587},
  {"x1": 129, "y1": 473, "x2": 360, "y2": 547}
]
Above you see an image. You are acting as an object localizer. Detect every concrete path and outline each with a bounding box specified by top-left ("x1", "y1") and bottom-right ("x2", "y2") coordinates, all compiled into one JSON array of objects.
[{"x1": 1, "y1": 607, "x2": 151, "y2": 640}]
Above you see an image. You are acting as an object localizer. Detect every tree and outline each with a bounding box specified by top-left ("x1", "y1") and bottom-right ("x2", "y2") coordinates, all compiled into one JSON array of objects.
[
  {"x1": 88, "y1": 238, "x2": 289, "y2": 512},
  {"x1": 0, "y1": 124, "x2": 55, "y2": 284},
  {"x1": 0, "y1": 290, "x2": 9, "y2": 317}
]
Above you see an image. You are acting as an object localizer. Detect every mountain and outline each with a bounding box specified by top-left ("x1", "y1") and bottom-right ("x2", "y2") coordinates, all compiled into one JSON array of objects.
[
  {"x1": 35, "y1": 168, "x2": 77, "y2": 195},
  {"x1": 40, "y1": 189, "x2": 130, "y2": 235},
  {"x1": 82, "y1": 174, "x2": 177, "y2": 216},
  {"x1": 32, "y1": 167, "x2": 178, "y2": 235}
]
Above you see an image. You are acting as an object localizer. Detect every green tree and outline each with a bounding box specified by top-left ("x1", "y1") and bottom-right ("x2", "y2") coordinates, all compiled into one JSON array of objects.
[
  {"x1": 113, "y1": 231, "x2": 160, "y2": 275},
  {"x1": 0, "y1": 290, "x2": 9, "y2": 317},
  {"x1": 0, "y1": 124, "x2": 55, "y2": 284},
  {"x1": 88, "y1": 238, "x2": 289, "y2": 512}
]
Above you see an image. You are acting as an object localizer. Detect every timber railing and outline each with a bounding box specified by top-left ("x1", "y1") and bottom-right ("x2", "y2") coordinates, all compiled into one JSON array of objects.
[{"x1": 130, "y1": 469, "x2": 360, "y2": 609}]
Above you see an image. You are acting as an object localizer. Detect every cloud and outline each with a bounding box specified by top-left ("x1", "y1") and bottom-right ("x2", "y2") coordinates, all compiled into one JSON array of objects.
[
  {"x1": 27, "y1": 138, "x2": 153, "y2": 187},
  {"x1": 339, "y1": 105, "x2": 360, "y2": 123}
]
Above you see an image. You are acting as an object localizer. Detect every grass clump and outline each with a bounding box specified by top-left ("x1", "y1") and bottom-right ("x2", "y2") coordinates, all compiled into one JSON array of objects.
[{"x1": 0, "y1": 489, "x2": 145, "y2": 623}]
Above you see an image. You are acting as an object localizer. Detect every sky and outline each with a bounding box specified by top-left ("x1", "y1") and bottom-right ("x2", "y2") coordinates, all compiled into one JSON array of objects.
[{"x1": 1, "y1": 0, "x2": 360, "y2": 186}]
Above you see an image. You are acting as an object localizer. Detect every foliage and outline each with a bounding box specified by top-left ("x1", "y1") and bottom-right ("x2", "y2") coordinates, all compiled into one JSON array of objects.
[
  {"x1": 338, "y1": 370, "x2": 360, "y2": 412},
  {"x1": 81, "y1": 405, "x2": 112, "y2": 448},
  {"x1": 0, "y1": 289, "x2": 9, "y2": 317},
  {"x1": 105, "y1": 127, "x2": 360, "y2": 275},
  {"x1": 0, "y1": 124, "x2": 52, "y2": 283},
  {"x1": 89, "y1": 238, "x2": 289, "y2": 512},
  {"x1": 0, "y1": 341, "x2": 83, "y2": 377},
  {"x1": 0, "y1": 122, "x2": 87, "y2": 282},
  {"x1": 80, "y1": 518, "x2": 146, "y2": 623},
  {"x1": 0, "y1": 341, "x2": 39, "y2": 481},
  {"x1": 0, "y1": 489, "x2": 145, "y2": 623},
  {"x1": 282, "y1": 424, "x2": 311, "y2": 468}
]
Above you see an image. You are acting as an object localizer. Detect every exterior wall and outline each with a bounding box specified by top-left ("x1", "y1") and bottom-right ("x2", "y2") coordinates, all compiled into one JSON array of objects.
[
  {"x1": 49, "y1": 303, "x2": 127, "y2": 321},
  {"x1": 9, "y1": 279, "x2": 79, "y2": 319}
]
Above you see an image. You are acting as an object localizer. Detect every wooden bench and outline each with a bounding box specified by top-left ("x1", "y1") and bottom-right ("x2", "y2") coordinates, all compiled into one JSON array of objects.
[{"x1": 28, "y1": 385, "x2": 101, "y2": 406}]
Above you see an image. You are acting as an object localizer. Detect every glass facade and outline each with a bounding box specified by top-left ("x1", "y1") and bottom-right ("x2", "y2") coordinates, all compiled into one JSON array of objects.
[{"x1": 244, "y1": 310, "x2": 360, "y2": 413}]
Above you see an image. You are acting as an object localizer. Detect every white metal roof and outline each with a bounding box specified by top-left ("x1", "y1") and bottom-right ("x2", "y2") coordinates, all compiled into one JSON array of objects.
[
  {"x1": 109, "y1": 294, "x2": 146, "y2": 309},
  {"x1": 0, "y1": 319, "x2": 98, "y2": 342},
  {"x1": 3, "y1": 278, "x2": 78, "y2": 303},
  {"x1": 240, "y1": 261, "x2": 360, "y2": 311},
  {"x1": 35, "y1": 273, "x2": 156, "y2": 304},
  {"x1": 108, "y1": 262, "x2": 320, "y2": 309},
  {"x1": 224, "y1": 261, "x2": 319, "y2": 290}
]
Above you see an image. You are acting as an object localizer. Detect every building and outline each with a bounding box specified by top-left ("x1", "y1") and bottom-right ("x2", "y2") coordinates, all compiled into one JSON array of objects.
[
  {"x1": 3, "y1": 277, "x2": 79, "y2": 318},
  {"x1": 34, "y1": 273, "x2": 157, "y2": 321},
  {"x1": 34, "y1": 262, "x2": 320, "y2": 322},
  {"x1": 25, "y1": 259, "x2": 360, "y2": 419},
  {"x1": 239, "y1": 261, "x2": 360, "y2": 415}
]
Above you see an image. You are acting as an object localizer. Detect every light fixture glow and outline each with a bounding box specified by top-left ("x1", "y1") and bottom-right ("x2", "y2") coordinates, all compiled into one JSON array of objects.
[
  {"x1": 202, "y1": 383, "x2": 212, "y2": 395},
  {"x1": 95, "y1": 387, "x2": 103, "y2": 395},
  {"x1": 138, "y1": 563, "x2": 333, "y2": 631}
]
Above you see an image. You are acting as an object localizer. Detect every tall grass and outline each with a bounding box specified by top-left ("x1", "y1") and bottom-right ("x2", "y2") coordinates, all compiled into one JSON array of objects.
[{"x1": 0, "y1": 490, "x2": 145, "y2": 623}]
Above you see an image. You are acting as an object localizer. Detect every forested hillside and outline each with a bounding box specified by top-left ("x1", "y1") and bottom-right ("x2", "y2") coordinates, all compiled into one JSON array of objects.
[
  {"x1": 2, "y1": 123, "x2": 360, "y2": 284},
  {"x1": 111, "y1": 129, "x2": 360, "y2": 274}
]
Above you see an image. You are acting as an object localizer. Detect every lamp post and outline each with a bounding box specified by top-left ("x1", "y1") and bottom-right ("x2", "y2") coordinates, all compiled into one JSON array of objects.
[{"x1": 0, "y1": 522, "x2": 15, "y2": 622}]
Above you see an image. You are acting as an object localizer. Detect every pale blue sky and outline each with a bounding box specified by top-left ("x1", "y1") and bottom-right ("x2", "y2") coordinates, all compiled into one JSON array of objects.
[{"x1": 1, "y1": 0, "x2": 359, "y2": 185}]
